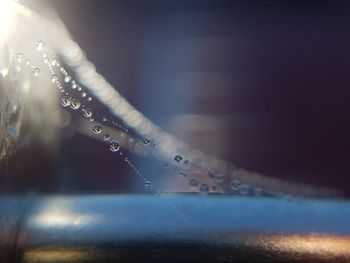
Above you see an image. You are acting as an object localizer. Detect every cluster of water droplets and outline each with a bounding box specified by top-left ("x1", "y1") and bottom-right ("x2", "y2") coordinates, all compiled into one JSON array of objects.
[
  {"x1": 14, "y1": 52, "x2": 40, "y2": 77},
  {"x1": 34, "y1": 40, "x2": 157, "y2": 190},
  {"x1": 168, "y1": 151, "x2": 267, "y2": 195},
  {"x1": 102, "y1": 116, "x2": 129, "y2": 134},
  {"x1": 10, "y1": 39, "x2": 268, "y2": 195}
]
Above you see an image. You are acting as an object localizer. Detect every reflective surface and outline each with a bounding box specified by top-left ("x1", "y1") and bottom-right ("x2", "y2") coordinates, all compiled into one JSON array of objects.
[{"x1": 2, "y1": 194, "x2": 348, "y2": 262}]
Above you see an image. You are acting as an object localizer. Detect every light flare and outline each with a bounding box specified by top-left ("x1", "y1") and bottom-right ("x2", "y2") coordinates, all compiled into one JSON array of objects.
[{"x1": 0, "y1": 0, "x2": 16, "y2": 43}]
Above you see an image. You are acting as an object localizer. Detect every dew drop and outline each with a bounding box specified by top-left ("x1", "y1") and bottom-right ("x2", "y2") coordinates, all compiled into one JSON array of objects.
[
  {"x1": 81, "y1": 92, "x2": 87, "y2": 98},
  {"x1": 61, "y1": 96, "x2": 71, "y2": 107},
  {"x1": 50, "y1": 75, "x2": 58, "y2": 83},
  {"x1": 83, "y1": 108, "x2": 93, "y2": 118},
  {"x1": 78, "y1": 87, "x2": 82, "y2": 91},
  {"x1": 200, "y1": 184, "x2": 209, "y2": 192},
  {"x1": 70, "y1": 99, "x2": 81, "y2": 110},
  {"x1": 174, "y1": 155, "x2": 183, "y2": 162},
  {"x1": 143, "y1": 138, "x2": 150, "y2": 146},
  {"x1": 102, "y1": 117, "x2": 107, "y2": 122},
  {"x1": 231, "y1": 179, "x2": 241, "y2": 190},
  {"x1": 103, "y1": 134, "x2": 110, "y2": 141},
  {"x1": 189, "y1": 179, "x2": 198, "y2": 188},
  {"x1": 89, "y1": 117, "x2": 94, "y2": 122},
  {"x1": 216, "y1": 175, "x2": 224, "y2": 183},
  {"x1": 51, "y1": 59, "x2": 58, "y2": 66},
  {"x1": 93, "y1": 125, "x2": 102, "y2": 134},
  {"x1": 64, "y1": 75, "x2": 72, "y2": 83},
  {"x1": 144, "y1": 180, "x2": 151, "y2": 188},
  {"x1": 25, "y1": 59, "x2": 31, "y2": 66},
  {"x1": 36, "y1": 40, "x2": 44, "y2": 51},
  {"x1": 33, "y1": 67, "x2": 40, "y2": 77},
  {"x1": 71, "y1": 81, "x2": 77, "y2": 89},
  {"x1": 87, "y1": 97, "x2": 92, "y2": 102},
  {"x1": 109, "y1": 140, "x2": 120, "y2": 152}
]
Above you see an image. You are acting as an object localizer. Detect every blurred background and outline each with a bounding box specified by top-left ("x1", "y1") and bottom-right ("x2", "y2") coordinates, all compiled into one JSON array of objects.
[{"x1": 3, "y1": 0, "x2": 350, "y2": 196}]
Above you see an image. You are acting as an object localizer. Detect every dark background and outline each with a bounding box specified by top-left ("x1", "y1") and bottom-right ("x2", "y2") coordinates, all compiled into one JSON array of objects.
[{"x1": 5, "y1": 0, "x2": 350, "y2": 196}]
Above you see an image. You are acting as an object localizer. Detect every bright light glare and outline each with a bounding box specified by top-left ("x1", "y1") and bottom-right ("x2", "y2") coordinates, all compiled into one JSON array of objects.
[{"x1": 0, "y1": 0, "x2": 15, "y2": 42}]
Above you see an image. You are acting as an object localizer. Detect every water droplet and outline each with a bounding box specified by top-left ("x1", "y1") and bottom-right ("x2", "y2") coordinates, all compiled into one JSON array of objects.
[
  {"x1": 64, "y1": 75, "x2": 71, "y2": 83},
  {"x1": 189, "y1": 179, "x2": 198, "y2": 188},
  {"x1": 87, "y1": 97, "x2": 92, "y2": 102},
  {"x1": 174, "y1": 155, "x2": 183, "y2": 162},
  {"x1": 231, "y1": 179, "x2": 241, "y2": 190},
  {"x1": 70, "y1": 99, "x2": 81, "y2": 110},
  {"x1": 81, "y1": 92, "x2": 87, "y2": 98},
  {"x1": 71, "y1": 81, "x2": 77, "y2": 89},
  {"x1": 61, "y1": 96, "x2": 71, "y2": 107},
  {"x1": 200, "y1": 184, "x2": 209, "y2": 192},
  {"x1": 144, "y1": 180, "x2": 151, "y2": 188},
  {"x1": 93, "y1": 125, "x2": 102, "y2": 134},
  {"x1": 103, "y1": 134, "x2": 110, "y2": 141},
  {"x1": 89, "y1": 117, "x2": 94, "y2": 122},
  {"x1": 78, "y1": 87, "x2": 82, "y2": 91},
  {"x1": 216, "y1": 175, "x2": 224, "y2": 183},
  {"x1": 36, "y1": 40, "x2": 44, "y2": 51},
  {"x1": 44, "y1": 57, "x2": 50, "y2": 64},
  {"x1": 51, "y1": 59, "x2": 58, "y2": 66},
  {"x1": 184, "y1": 160, "x2": 190, "y2": 165},
  {"x1": 143, "y1": 138, "x2": 150, "y2": 146},
  {"x1": 50, "y1": 75, "x2": 58, "y2": 83},
  {"x1": 110, "y1": 140, "x2": 120, "y2": 152},
  {"x1": 25, "y1": 59, "x2": 31, "y2": 66},
  {"x1": 82, "y1": 108, "x2": 93, "y2": 118},
  {"x1": 33, "y1": 67, "x2": 40, "y2": 77},
  {"x1": 102, "y1": 117, "x2": 107, "y2": 122}
]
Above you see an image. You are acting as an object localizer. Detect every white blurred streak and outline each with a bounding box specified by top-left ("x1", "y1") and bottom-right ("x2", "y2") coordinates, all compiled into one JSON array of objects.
[{"x1": 0, "y1": 0, "x2": 16, "y2": 43}]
